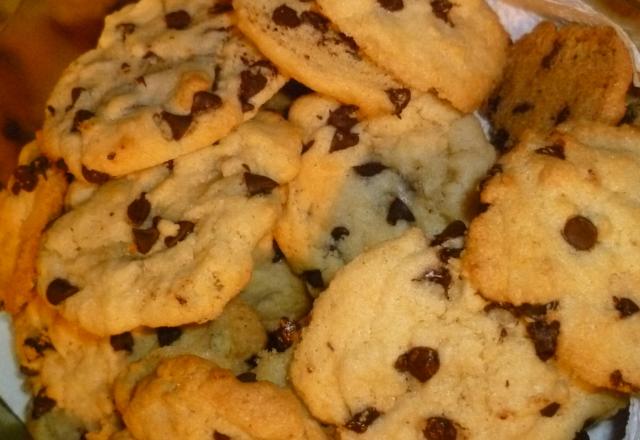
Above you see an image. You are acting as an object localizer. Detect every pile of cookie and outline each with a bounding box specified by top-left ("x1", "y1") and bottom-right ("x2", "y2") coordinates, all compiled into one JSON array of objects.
[{"x1": 0, "y1": 0, "x2": 638, "y2": 438}]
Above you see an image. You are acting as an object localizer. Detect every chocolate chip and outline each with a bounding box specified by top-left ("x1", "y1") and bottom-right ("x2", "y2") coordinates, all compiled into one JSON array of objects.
[
  {"x1": 71, "y1": 109, "x2": 94, "y2": 132},
  {"x1": 387, "y1": 197, "x2": 415, "y2": 225},
  {"x1": 46, "y1": 278, "x2": 80, "y2": 305},
  {"x1": 116, "y1": 22, "x2": 136, "y2": 41},
  {"x1": 31, "y1": 391, "x2": 56, "y2": 419},
  {"x1": 165, "y1": 221, "x2": 195, "y2": 248},
  {"x1": 423, "y1": 417, "x2": 457, "y2": 440},
  {"x1": 267, "y1": 317, "x2": 302, "y2": 352},
  {"x1": 337, "y1": 32, "x2": 360, "y2": 56},
  {"x1": 133, "y1": 218, "x2": 160, "y2": 254},
  {"x1": 244, "y1": 172, "x2": 278, "y2": 196},
  {"x1": 272, "y1": 240, "x2": 285, "y2": 263},
  {"x1": 541, "y1": 40, "x2": 561, "y2": 69},
  {"x1": 160, "y1": 111, "x2": 192, "y2": 140},
  {"x1": 378, "y1": 0, "x2": 404, "y2": 11},
  {"x1": 490, "y1": 128, "x2": 510, "y2": 153},
  {"x1": 613, "y1": 296, "x2": 639, "y2": 318},
  {"x1": 156, "y1": 326, "x2": 182, "y2": 346},
  {"x1": 438, "y1": 247, "x2": 462, "y2": 263},
  {"x1": 127, "y1": 192, "x2": 151, "y2": 226},
  {"x1": 209, "y1": 1, "x2": 233, "y2": 14},
  {"x1": 484, "y1": 301, "x2": 556, "y2": 319},
  {"x1": 81, "y1": 165, "x2": 111, "y2": 184},
  {"x1": 55, "y1": 159, "x2": 68, "y2": 172},
  {"x1": 540, "y1": 402, "x2": 561, "y2": 417},
  {"x1": 213, "y1": 432, "x2": 231, "y2": 440},
  {"x1": 395, "y1": 347, "x2": 440, "y2": 382},
  {"x1": 191, "y1": 91, "x2": 222, "y2": 114},
  {"x1": 164, "y1": 160, "x2": 175, "y2": 171},
  {"x1": 272, "y1": 4, "x2": 301, "y2": 27},
  {"x1": 562, "y1": 216, "x2": 597, "y2": 251},
  {"x1": 535, "y1": 142, "x2": 565, "y2": 159},
  {"x1": 301, "y1": 11, "x2": 329, "y2": 32},
  {"x1": 234, "y1": 372, "x2": 257, "y2": 384},
  {"x1": 328, "y1": 105, "x2": 359, "y2": 130},
  {"x1": 555, "y1": 105, "x2": 571, "y2": 125},
  {"x1": 110, "y1": 332, "x2": 134, "y2": 353},
  {"x1": 512, "y1": 101, "x2": 534, "y2": 114},
  {"x1": 414, "y1": 267, "x2": 452, "y2": 296},
  {"x1": 345, "y1": 407, "x2": 381, "y2": 433},
  {"x1": 353, "y1": 162, "x2": 387, "y2": 177},
  {"x1": 165, "y1": 10, "x2": 191, "y2": 30},
  {"x1": 24, "y1": 336, "x2": 53, "y2": 355},
  {"x1": 331, "y1": 226, "x2": 350, "y2": 241},
  {"x1": 239, "y1": 70, "x2": 268, "y2": 112},
  {"x1": 430, "y1": 0, "x2": 454, "y2": 26},
  {"x1": 302, "y1": 269, "x2": 324, "y2": 289},
  {"x1": 12, "y1": 163, "x2": 39, "y2": 195},
  {"x1": 430, "y1": 220, "x2": 466, "y2": 246},
  {"x1": 330, "y1": 129, "x2": 360, "y2": 152},
  {"x1": 386, "y1": 88, "x2": 411, "y2": 115},
  {"x1": 526, "y1": 320, "x2": 560, "y2": 361}
]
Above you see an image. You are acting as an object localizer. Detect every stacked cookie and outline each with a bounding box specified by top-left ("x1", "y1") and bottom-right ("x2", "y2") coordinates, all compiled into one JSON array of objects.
[{"x1": 0, "y1": 0, "x2": 636, "y2": 439}]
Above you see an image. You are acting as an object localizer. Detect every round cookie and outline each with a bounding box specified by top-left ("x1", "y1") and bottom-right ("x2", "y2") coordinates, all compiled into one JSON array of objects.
[
  {"x1": 275, "y1": 94, "x2": 495, "y2": 289},
  {"x1": 233, "y1": 0, "x2": 411, "y2": 116},
  {"x1": 42, "y1": 0, "x2": 287, "y2": 180},
  {"x1": 0, "y1": 140, "x2": 68, "y2": 314},
  {"x1": 120, "y1": 355, "x2": 327, "y2": 440},
  {"x1": 463, "y1": 122, "x2": 640, "y2": 392},
  {"x1": 315, "y1": 0, "x2": 509, "y2": 112},
  {"x1": 486, "y1": 22, "x2": 632, "y2": 152},
  {"x1": 37, "y1": 112, "x2": 302, "y2": 336},
  {"x1": 290, "y1": 229, "x2": 623, "y2": 439}
]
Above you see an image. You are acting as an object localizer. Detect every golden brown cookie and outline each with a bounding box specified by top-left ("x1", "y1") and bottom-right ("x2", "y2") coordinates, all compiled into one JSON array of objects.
[{"x1": 487, "y1": 22, "x2": 632, "y2": 152}]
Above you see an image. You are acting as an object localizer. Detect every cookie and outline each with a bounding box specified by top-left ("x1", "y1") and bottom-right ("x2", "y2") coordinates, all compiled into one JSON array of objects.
[
  {"x1": 290, "y1": 229, "x2": 623, "y2": 439},
  {"x1": 275, "y1": 94, "x2": 495, "y2": 289},
  {"x1": 0, "y1": 140, "x2": 68, "y2": 314},
  {"x1": 120, "y1": 355, "x2": 327, "y2": 440},
  {"x1": 42, "y1": 0, "x2": 287, "y2": 180},
  {"x1": 463, "y1": 122, "x2": 640, "y2": 392},
  {"x1": 233, "y1": 0, "x2": 410, "y2": 116},
  {"x1": 314, "y1": 0, "x2": 509, "y2": 113},
  {"x1": 487, "y1": 22, "x2": 632, "y2": 152},
  {"x1": 37, "y1": 112, "x2": 301, "y2": 336}
]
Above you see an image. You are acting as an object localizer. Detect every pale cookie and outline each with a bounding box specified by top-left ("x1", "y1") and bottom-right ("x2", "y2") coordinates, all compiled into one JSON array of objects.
[
  {"x1": 42, "y1": 0, "x2": 287, "y2": 180},
  {"x1": 37, "y1": 112, "x2": 301, "y2": 336},
  {"x1": 234, "y1": 0, "x2": 411, "y2": 116},
  {"x1": 315, "y1": 0, "x2": 509, "y2": 112},
  {"x1": 463, "y1": 122, "x2": 640, "y2": 392},
  {"x1": 291, "y1": 229, "x2": 623, "y2": 439},
  {"x1": 0, "y1": 140, "x2": 68, "y2": 314},
  {"x1": 120, "y1": 355, "x2": 327, "y2": 440},
  {"x1": 487, "y1": 22, "x2": 632, "y2": 152},
  {"x1": 275, "y1": 94, "x2": 495, "y2": 289}
]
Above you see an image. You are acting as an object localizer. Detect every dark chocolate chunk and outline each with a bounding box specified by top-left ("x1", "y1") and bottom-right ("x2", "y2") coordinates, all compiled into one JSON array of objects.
[
  {"x1": 430, "y1": 220, "x2": 466, "y2": 246},
  {"x1": 328, "y1": 105, "x2": 359, "y2": 130},
  {"x1": 12, "y1": 165, "x2": 38, "y2": 194},
  {"x1": 116, "y1": 22, "x2": 136, "y2": 41},
  {"x1": 562, "y1": 216, "x2": 597, "y2": 251},
  {"x1": 540, "y1": 402, "x2": 561, "y2": 417},
  {"x1": 272, "y1": 240, "x2": 285, "y2": 263},
  {"x1": 20, "y1": 366, "x2": 39, "y2": 377},
  {"x1": 395, "y1": 347, "x2": 440, "y2": 383},
  {"x1": 160, "y1": 111, "x2": 192, "y2": 140},
  {"x1": 302, "y1": 269, "x2": 324, "y2": 289},
  {"x1": 81, "y1": 165, "x2": 111, "y2": 184},
  {"x1": 164, "y1": 159, "x2": 175, "y2": 171},
  {"x1": 337, "y1": 32, "x2": 360, "y2": 56},
  {"x1": 164, "y1": 220, "x2": 195, "y2": 248},
  {"x1": 353, "y1": 162, "x2": 387, "y2": 177},
  {"x1": 55, "y1": 158, "x2": 68, "y2": 172},
  {"x1": 378, "y1": 0, "x2": 404, "y2": 11},
  {"x1": 110, "y1": 332, "x2": 134, "y2": 353},
  {"x1": 535, "y1": 142, "x2": 565, "y2": 159},
  {"x1": 267, "y1": 317, "x2": 302, "y2": 352},
  {"x1": 209, "y1": 1, "x2": 233, "y2": 14},
  {"x1": 31, "y1": 391, "x2": 56, "y2": 419},
  {"x1": 345, "y1": 407, "x2": 381, "y2": 433},
  {"x1": 245, "y1": 354, "x2": 259, "y2": 369},
  {"x1": 165, "y1": 10, "x2": 191, "y2": 30},
  {"x1": 71, "y1": 109, "x2": 95, "y2": 132},
  {"x1": 330, "y1": 129, "x2": 359, "y2": 152},
  {"x1": 526, "y1": 320, "x2": 560, "y2": 361},
  {"x1": 236, "y1": 372, "x2": 257, "y2": 383},
  {"x1": 156, "y1": 326, "x2": 182, "y2": 347},
  {"x1": 213, "y1": 432, "x2": 231, "y2": 440},
  {"x1": 414, "y1": 267, "x2": 452, "y2": 296},
  {"x1": 300, "y1": 10, "x2": 329, "y2": 32},
  {"x1": 239, "y1": 70, "x2": 268, "y2": 112},
  {"x1": 430, "y1": 0, "x2": 455, "y2": 26},
  {"x1": 490, "y1": 128, "x2": 510, "y2": 153},
  {"x1": 281, "y1": 79, "x2": 313, "y2": 99},
  {"x1": 438, "y1": 247, "x2": 462, "y2": 263},
  {"x1": 554, "y1": 105, "x2": 571, "y2": 125},
  {"x1": 386, "y1": 88, "x2": 411, "y2": 115},
  {"x1": 512, "y1": 101, "x2": 534, "y2": 114},
  {"x1": 541, "y1": 40, "x2": 562, "y2": 69},
  {"x1": 244, "y1": 172, "x2": 278, "y2": 196},
  {"x1": 133, "y1": 219, "x2": 160, "y2": 254},
  {"x1": 423, "y1": 417, "x2": 457, "y2": 440},
  {"x1": 331, "y1": 226, "x2": 350, "y2": 241},
  {"x1": 272, "y1": 4, "x2": 301, "y2": 28},
  {"x1": 191, "y1": 91, "x2": 222, "y2": 114},
  {"x1": 24, "y1": 336, "x2": 53, "y2": 355},
  {"x1": 69, "y1": 87, "x2": 86, "y2": 109},
  {"x1": 613, "y1": 296, "x2": 639, "y2": 318},
  {"x1": 387, "y1": 197, "x2": 415, "y2": 225},
  {"x1": 46, "y1": 278, "x2": 80, "y2": 305},
  {"x1": 127, "y1": 192, "x2": 151, "y2": 226}
]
